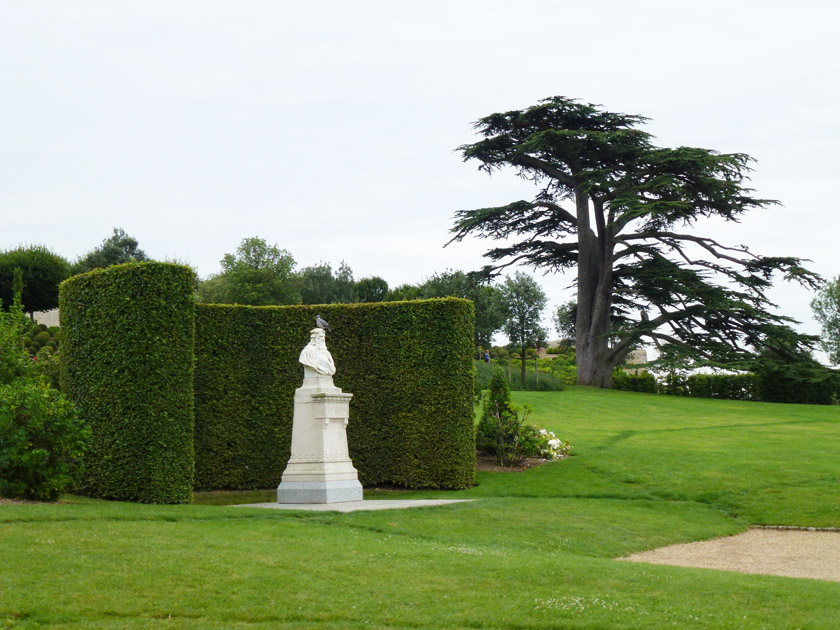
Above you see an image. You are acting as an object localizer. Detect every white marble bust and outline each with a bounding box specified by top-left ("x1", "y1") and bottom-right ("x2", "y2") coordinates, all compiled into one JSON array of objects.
[{"x1": 298, "y1": 328, "x2": 336, "y2": 376}]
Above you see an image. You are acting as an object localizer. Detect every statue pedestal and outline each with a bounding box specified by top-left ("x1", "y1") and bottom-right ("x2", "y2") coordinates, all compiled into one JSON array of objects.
[{"x1": 277, "y1": 369, "x2": 363, "y2": 503}]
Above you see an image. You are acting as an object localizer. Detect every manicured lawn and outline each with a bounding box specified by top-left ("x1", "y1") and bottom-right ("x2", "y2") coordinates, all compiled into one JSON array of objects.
[{"x1": 2, "y1": 387, "x2": 839, "y2": 628}]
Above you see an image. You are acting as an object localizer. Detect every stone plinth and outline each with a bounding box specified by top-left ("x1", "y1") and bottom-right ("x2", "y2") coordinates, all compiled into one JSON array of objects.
[{"x1": 277, "y1": 365, "x2": 363, "y2": 504}]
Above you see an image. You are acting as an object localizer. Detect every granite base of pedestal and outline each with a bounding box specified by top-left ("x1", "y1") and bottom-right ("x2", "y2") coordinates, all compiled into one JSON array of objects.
[{"x1": 276, "y1": 479, "x2": 363, "y2": 504}]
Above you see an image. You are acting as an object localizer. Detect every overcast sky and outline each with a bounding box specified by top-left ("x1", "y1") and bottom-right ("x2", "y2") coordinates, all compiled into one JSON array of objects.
[{"x1": 2, "y1": 1, "x2": 838, "y2": 355}]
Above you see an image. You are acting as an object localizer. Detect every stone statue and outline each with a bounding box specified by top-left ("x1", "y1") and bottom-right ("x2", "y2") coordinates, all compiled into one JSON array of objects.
[
  {"x1": 298, "y1": 327, "x2": 336, "y2": 376},
  {"x1": 278, "y1": 324, "x2": 362, "y2": 504}
]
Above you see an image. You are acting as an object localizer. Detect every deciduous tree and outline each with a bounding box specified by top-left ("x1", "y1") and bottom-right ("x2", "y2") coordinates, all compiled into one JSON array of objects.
[
  {"x1": 812, "y1": 276, "x2": 840, "y2": 366},
  {"x1": 71, "y1": 228, "x2": 148, "y2": 274},
  {"x1": 499, "y1": 272, "x2": 547, "y2": 386},
  {"x1": 0, "y1": 245, "x2": 70, "y2": 317},
  {"x1": 196, "y1": 237, "x2": 300, "y2": 306},
  {"x1": 420, "y1": 269, "x2": 505, "y2": 347}
]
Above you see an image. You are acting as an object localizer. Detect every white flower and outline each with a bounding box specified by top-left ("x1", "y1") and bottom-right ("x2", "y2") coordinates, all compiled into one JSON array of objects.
[
  {"x1": 539, "y1": 428, "x2": 547, "y2": 435},
  {"x1": 548, "y1": 439, "x2": 561, "y2": 449}
]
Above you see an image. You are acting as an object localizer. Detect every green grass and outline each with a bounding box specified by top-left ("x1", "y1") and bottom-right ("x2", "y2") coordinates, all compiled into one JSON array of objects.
[{"x1": 2, "y1": 387, "x2": 839, "y2": 629}]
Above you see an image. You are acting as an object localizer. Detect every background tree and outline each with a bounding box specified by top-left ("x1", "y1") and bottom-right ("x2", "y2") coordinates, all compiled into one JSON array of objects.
[
  {"x1": 0, "y1": 245, "x2": 70, "y2": 317},
  {"x1": 196, "y1": 237, "x2": 300, "y2": 306},
  {"x1": 450, "y1": 96, "x2": 819, "y2": 387},
  {"x1": 419, "y1": 269, "x2": 506, "y2": 347},
  {"x1": 71, "y1": 228, "x2": 149, "y2": 274},
  {"x1": 552, "y1": 300, "x2": 576, "y2": 342},
  {"x1": 812, "y1": 276, "x2": 840, "y2": 366},
  {"x1": 499, "y1": 272, "x2": 547, "y2": 386},
  {"x1": 299, "y1": 261, "x2": 359, "y2": 305},
  {"x1": 356, "y1": 276, "x2": 389, "y2": 303},
  {"x1": 384, "y1": 283, "x2": 423, "y2": 302}
]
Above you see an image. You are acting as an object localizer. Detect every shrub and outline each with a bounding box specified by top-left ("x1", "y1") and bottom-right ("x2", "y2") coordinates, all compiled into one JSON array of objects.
[
  {"x1": 1, "y1": 294, "x2": 87, "y2": 501},
  {"x1": 33, "y1": 331, "x2": 51, "y2": 346},
  {"x1": 508, "y1": 368, "x2": 566, "y2": 392},
  {"x1": 754, "y1": 360, "x2": 840, "y2": 405},
  {"x1": 34, "y1": 347, "x2": 62, "y2": 391},
  {"x1": 0, "y1": 378, "x2": 88, "y2": 501},
  {"x1": 612, "y1": 370, "x2": 658, "y2": 393},
  {"x1": 60, "y1": 262, "x2": 196, "y2": 504},
  {"x1": 685, "y1": 372, "x2": 759, "y2": 401},
  {"x1": 476, "y1": 367, "x2": 570, "y2": 465}
]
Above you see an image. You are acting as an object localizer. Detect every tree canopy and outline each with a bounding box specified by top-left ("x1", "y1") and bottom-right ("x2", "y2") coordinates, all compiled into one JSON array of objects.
[
  {"x1": 419, "y1": 269, "x2": 505, "y2": 347},
  {"x1": 0, "y1": 245, "x2": 70, "y2": 316},
  {"x1": 449, "y1": 96, "x2": 819, "y2": 387},
  {"x1": 196, "y1": 237, "x2": 301, "y2": 306},
  {"x1": 71, "y1": 228, "x2": 148, "y2": 274},
  {"x1": 356, "y1": 276, "x2": 389, "y2": 303},
  {"x1": 498, "y1": 272, "x2": 547, "y2": 386},
  {"x1": 299, "y1": 261, "x2": 358, "y2": 305},
  {"x1": 812, "y1": 275, "x2": 840, "y2": 366}
]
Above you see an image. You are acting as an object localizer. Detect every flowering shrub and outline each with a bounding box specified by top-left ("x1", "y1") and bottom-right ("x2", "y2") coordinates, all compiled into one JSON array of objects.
[
  {"x1": 536, "y1": 428, "x2": 572, "y2": 459},
  {"x1": 476, "y1": 366, "x2": 572, "y2": 466}
]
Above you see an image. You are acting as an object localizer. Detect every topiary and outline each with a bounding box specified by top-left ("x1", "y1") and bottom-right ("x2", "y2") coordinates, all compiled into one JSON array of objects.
[{"x1": 33, "y1": 331, "x2": 51, "y2": 346}]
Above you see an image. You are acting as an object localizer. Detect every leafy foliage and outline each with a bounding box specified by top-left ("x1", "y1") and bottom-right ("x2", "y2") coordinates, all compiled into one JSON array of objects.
[
  {"x1": 60, "y1": 262, "x2": 196, "y2": 503},
  {"x1": 499, "y1": 272, "x2": 547, "y2": 386},
  {"x1": 450, "y1": 96, "x2": 820, "y2": 387},
  {"x1": 812, "y1": 275, "x2": 840, "y2": 365},
  {"x1": 194, "y1": 299, "x2": 476, "y2": 489},
  {"x1": 552, "y1": 300, "x2": 576, "y2": 341},
  {"x1": 356, "y1": 276, "x2": 389, "y2": 302},
  {"x1": 0, "y1": 287, "x2": 87, "y2": 501},
  {"x1": 197, "y1": 237, "x2": 301, "y2": 306},
  {"x1": 71, "y1": 228, "x2": 149, "y2": 274},
  {"x1": 475, "y1": 367, "x2": 568, "y2": 465},
  {"x1": 0, "y1": 245, "x2": 71, "y2": 315},
  {"x1": 0, "y1": 378, "x2": 89, "y2": 501},
  {"x1": 299, "y1": 261, "x2": 358, "y2": 305},
  {"x1": 419, "y1": 269, "x2": 505, "y2": 347}
]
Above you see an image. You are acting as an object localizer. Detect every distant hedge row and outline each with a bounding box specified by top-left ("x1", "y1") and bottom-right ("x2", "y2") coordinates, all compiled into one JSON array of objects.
[
  {"x1": 614, "y1": 367, "x2": 840, "y2": 405},
  {"x1": 60, "y1": 263, "x2": 476, "y2": 503},
  {"x1": 60, "y1": 263, "x2": 196, "y2": 504},
  {"x1": 194, "y1": 298, "x2": 476, "y2": 490}
]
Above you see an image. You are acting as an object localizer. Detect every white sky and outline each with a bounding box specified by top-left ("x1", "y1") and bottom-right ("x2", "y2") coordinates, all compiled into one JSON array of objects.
[{"x1": 2, "y1": 1, "x2": 839, "y2": 356}]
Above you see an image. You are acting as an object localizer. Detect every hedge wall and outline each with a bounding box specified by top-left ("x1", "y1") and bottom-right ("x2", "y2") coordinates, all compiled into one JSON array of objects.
[
  {"x1": 60, "y1": 263, "x2": 196, "y2": 503},
  {"x1": 194, "y1": 298, "x2": 475, "y2": 490}
]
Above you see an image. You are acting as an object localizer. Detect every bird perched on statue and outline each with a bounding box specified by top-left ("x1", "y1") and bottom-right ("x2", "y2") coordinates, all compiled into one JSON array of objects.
[{"x1": 315, "y1": 314, "x2": 331, "y2": 331}]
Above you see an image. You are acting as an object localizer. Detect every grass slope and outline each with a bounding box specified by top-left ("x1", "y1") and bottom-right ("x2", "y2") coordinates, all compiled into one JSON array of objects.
[{"x1": 2, "y1": 387, "x2": 839, "y2": 629}]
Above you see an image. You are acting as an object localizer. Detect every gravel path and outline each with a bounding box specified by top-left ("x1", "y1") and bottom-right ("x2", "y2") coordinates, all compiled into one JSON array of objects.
[{"x1": 618, "y1": 529, "x2": 840, "y2": 582}]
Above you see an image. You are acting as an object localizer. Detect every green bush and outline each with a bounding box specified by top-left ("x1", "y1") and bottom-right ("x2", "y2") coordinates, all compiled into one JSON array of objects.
[
  {"x1": 476, "y1": 367, "x2": 570, "y2": 465},
  {"x1": 685, "y1": 372, "x2": 759, "y2": 401},
  {"x1": 1, "y1": 295, "x2": 87, "y2": 501},
  {"x1": 60, "y1": 262, "x2": 196, "y2": 504},
  {"x1": 0, "y1": 378, "x2": 89, "y2": 501},
  {"x1": 33, "y1": 331, "x2": 51, "y2": 346},
  {"x1": 506, "y1": 364, "x2": 565, "y2": 392},
  {"x1": 612, "y1": 370, "x2": 658, "y2": 393},
  {"x1": 754, "y1": 360, "x2": 840, "y2": 405},
  {"x1": 194, "y1": 298, "x2": 475, "y2": 490}
]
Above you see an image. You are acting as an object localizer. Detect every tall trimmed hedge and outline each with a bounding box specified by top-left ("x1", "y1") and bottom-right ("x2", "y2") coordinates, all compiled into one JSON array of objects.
[
  {"x1": 194, "y1": 298, "x2": 475, "y2": 490},
  {"x1": 60, "y1": 263, "x2": 196, "y2": 503}
]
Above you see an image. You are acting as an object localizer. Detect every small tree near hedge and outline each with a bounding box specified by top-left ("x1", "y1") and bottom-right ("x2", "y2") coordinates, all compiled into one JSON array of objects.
[{"x1": 476, "y1": 366, "x2": 570, "y2": 465}]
